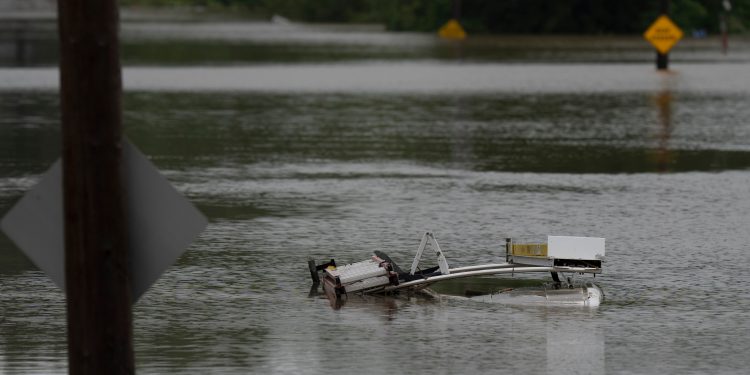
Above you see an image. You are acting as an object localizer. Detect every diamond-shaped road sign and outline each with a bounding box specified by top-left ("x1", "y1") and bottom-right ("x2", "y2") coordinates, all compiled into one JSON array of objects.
[
  {"x1": 643, "y1": 15, "x2": 684, "y2": 54},
  {"x1": 438, "y1": 19, "x2": 467, "y2": 40},
  {"x1": 0, "y1": 140, "x2": 207, "y2": 302}
]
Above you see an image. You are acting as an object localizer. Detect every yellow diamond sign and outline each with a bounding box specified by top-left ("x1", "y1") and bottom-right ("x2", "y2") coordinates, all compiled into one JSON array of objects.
[
  {"x1": 438, "y1": 19, "x2": 467, "y2": 40},
  {"x1": 643, "y1": 15, "x2": 684, "y2": 54}
]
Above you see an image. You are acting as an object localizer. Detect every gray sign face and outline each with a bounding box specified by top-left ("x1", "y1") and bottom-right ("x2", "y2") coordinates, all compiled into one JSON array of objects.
[{"x1": 1, "y1": 140, "x2": 208, "y2": 302}]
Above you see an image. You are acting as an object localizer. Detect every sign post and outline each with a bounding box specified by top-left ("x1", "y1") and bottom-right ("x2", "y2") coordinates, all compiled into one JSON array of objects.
[
  {"x1": 57, "y1": 0, "x2": 134, "y2": 373},
  {"x1": 438, "y1": 0, "x2": 466, "y2": 40},
  {"x1": 643, "y1": 2, "x2": 683, "y2": 70},
  {"x1": 2, "y1": 3, "x2": 207, "y2": 375}
]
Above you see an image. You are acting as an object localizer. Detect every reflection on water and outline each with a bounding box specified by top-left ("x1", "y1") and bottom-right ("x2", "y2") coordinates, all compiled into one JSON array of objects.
[
  {"x1": 309, "y1": 283, "x2": 606, "y2": 375},
  {"x1": 546, "y1": 314, "x2": 604, "y2": 375},
  {"x1": 655, "y1": 87, "x2": 674, "y2": 172},
  {"x1": 122, "y1": 89, "x2": 750, "y2": 174},
  {"x1": 309, "y1": 283, "x2": 401, "y2": 317},
  {"x1": 4, "y1": 89, "x2": 749, "y2": 177},
  {"x1": 653, "y1": 72, "x2": 679, "y2": 173}
]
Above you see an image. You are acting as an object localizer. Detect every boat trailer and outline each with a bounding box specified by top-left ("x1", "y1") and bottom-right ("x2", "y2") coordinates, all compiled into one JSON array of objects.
[{"x1": 308, "y1": 232, "x2": 606, "y2": 307}]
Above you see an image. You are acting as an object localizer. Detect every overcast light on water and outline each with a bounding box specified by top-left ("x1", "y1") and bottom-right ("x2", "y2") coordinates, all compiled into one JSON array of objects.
[{"x1": 1, "y1": 17, "x2": 750, "y2": 375}]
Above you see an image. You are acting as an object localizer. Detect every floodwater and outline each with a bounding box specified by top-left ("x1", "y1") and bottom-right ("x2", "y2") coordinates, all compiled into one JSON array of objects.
[{"x1": 1, "y1": 20, "x2": 750, "y2": 375}]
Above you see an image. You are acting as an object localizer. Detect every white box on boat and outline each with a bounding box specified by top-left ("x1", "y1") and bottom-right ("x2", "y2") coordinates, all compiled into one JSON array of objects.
[
  {"x1": 548, "y1": 236, "x2": 605, "y2": 260},
  {"x1": 509, "y1": 236, "x2": 604, "y2": 269}
]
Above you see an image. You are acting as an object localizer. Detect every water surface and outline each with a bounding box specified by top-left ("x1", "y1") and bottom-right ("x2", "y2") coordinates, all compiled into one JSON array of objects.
[{"x1": 1, "y1": 21, "x2": 750, "y2": 375}]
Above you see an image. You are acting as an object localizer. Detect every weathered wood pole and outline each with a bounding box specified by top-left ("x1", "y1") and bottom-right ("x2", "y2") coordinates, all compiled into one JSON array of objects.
[
  {"x1": 657, "y1": 0, "x2": 670, "y2": 70},
  {"x1": 57, "y1": 0, "x2": 134, "y2": 374}
]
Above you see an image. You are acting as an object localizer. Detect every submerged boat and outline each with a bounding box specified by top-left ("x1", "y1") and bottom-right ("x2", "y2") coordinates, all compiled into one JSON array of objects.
[{"x1": 308, "y1": 232, "x2": 605, "y2": 307}]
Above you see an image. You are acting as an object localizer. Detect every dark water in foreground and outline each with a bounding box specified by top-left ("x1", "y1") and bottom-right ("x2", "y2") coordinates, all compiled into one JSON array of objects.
[{"x1": 1, "y1": 21, "x2": 750, "y2": 375}]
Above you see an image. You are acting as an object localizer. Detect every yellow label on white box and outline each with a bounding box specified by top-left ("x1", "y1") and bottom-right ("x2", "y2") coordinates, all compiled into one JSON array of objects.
[{"x1": 512, "y1": 243, "x2": 548, "y2": 257}]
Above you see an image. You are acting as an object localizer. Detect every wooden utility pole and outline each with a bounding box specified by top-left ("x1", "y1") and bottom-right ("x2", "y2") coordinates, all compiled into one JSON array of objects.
[
  {"x1": 58, "y1": 0, "x2": 134, "y2": 374},
  {"x1": 656, "y1": 0, "x2": 670, "y2": 70}
]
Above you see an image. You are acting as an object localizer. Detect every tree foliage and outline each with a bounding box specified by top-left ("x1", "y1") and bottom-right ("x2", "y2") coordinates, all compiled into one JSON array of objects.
[{"x1": 121, "y1": 0, "x2": 750, "y2": 34}]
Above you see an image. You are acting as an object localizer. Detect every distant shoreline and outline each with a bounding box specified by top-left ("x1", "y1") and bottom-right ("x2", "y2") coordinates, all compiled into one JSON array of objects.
[{"x1": 1, "y1": 5, "x2": 748, "y2": 39}]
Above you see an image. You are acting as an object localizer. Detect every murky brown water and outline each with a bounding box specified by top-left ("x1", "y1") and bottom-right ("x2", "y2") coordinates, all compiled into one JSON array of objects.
[{"x1": 1, "y1": 19, "x2": 750, "y2": 374}]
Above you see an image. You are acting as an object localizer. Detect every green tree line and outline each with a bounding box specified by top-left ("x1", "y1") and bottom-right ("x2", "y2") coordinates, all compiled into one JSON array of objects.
[{"x1": 122, "y1": 0, "x2": 750, "y2": 34}]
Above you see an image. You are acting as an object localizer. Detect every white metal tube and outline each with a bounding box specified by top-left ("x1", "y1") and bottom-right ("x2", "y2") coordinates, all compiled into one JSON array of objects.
[
  {"x1": 448, "y1": 263, "x2": 515, "y2": 273},
  {"x1": 385, "y1": 266, "x2": 599, "y2": 291},
  {"x1": 409, "y1": 232, "x2": 430, "y2": 275}
]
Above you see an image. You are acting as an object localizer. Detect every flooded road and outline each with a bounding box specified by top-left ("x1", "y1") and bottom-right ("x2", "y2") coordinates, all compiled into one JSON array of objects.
[
  {"x1": 3, "y1": 63, "x2": 750, "y2": 95},
  {"x1": 1, "y1": 20, "x2": 750, "y2": 374}
]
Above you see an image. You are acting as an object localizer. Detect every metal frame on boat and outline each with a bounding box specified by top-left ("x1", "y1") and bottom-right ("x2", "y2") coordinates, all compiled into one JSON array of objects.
[{"x1": 308, "y1": 231, "x2": 605, "y2": 305}]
